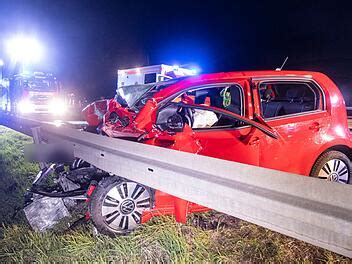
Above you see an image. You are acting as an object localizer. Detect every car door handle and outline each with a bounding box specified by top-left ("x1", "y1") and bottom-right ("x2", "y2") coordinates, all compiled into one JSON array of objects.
[
  {"x1": 309, "y1": 122, "x2": 323, "y2": 131},
  {"x1": 248, "y1": 136, "x2": 260, "y2": 145}
]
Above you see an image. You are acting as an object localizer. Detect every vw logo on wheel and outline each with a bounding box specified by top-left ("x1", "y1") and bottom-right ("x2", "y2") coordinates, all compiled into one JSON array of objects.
[
  {"x1": 329, "y1": 173, "x2": 339, "y2": 182},
  {"x1": 120, "y1": 199, "x2": 135, "y2": 215}
]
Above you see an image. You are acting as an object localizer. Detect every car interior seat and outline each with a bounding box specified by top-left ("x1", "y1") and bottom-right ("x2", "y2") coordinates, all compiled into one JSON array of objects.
[
  {"x1": 261, "y1": 87, "x2": 284, "y2": 118},
  {"x1": 282, "y1": 88, "x2": 315, "y2": 115},
  {"x1": 224, "y1": 86, "x2": 241, "y2": 115}
]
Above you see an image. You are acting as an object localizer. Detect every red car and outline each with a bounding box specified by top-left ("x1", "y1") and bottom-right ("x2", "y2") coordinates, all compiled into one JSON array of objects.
[{"x1": 83, "y1": 70, "x2": 352, "y2": 236}]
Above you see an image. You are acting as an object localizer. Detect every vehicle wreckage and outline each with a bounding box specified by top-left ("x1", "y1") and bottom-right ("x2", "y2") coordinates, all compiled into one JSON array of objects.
[{"x1": 24, "y1": 70, "x2": 352, "y2": 236}]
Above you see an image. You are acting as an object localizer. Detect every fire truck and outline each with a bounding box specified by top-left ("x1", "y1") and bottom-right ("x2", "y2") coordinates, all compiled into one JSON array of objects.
[
  {"x1": 117, "y1": 64, "x2": 197, "y2": 87},
  {"x1": 0, "y1": 72, "x2": 67, "y2": 115}
]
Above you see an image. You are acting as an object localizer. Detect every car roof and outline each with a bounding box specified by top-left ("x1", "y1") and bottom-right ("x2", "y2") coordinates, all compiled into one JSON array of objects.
[
  {"x1": 154, "y1": 70, "x2": 332, "y2": 100},
  {"x1": 195, "y1": 70, "x2": 324, "y2": 80}
]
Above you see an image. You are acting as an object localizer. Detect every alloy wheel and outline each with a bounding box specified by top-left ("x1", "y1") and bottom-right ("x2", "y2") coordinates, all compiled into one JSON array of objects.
[
  {"x1": 101, "y1": 181, "x2": 151, "y2": 232},
  {"x1": 318, "y1": 159, "x2": 349, "y2": 184}
]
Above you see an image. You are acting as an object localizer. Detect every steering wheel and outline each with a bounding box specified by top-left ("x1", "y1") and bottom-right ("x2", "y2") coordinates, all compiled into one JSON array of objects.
[
  {"x1": 166, "y1": 113, "x2": 184, "y2": 131},
  {"x1": 178, "y1": 107, "x2": 194, "y2": 127}
]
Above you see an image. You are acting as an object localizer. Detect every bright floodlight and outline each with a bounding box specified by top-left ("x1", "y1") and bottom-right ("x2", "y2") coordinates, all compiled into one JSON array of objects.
[
  {"x1": 0, "y1": 59, "x2": 4, "y2": 66},
  {"x1": 5, "y1": 35, "x2": 44, "y2": 63}
]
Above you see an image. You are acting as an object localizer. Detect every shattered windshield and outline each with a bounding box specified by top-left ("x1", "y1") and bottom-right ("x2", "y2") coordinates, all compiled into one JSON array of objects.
[
  {"x1": 115, "y1": 84, "x2": 154, "y2": 108},
  {"x1": 115, "y1": 78, "x2": 187, "y2": 111}
]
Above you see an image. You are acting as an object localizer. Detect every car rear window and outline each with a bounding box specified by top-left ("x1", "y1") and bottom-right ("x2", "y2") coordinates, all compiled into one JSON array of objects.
[{"x1": 259, "y1": 81, "x2": 323, "y2": 119}]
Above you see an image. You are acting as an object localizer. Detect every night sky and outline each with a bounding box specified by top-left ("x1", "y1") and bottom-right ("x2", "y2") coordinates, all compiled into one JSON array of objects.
[{"x1": 0, "y1": 0, "x2": 351, "y2": 104}]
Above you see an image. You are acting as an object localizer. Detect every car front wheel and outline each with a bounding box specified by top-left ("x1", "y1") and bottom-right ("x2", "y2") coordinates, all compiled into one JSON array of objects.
[
  {"x1": 311, "y1": 151, "x2": 351, "y2": 184},
  {"x1": 89, "y1": 176, "x2": 152, "y2": 236}
]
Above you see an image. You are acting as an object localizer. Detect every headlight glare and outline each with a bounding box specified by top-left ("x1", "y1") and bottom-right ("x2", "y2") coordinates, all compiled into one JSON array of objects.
[
  {"x1": 49, "y1": 99, "x2": 67, "y2": 115},
  {"x1": 19, "y1": 100, "x2": 35, "y2": 113}
]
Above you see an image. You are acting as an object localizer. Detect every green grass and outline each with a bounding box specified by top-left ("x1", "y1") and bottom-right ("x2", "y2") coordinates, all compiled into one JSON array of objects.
[
  {"x1": 0, "y1": 126, "x2": 39, "y2": 229},
  {"x1": 0, "y1": 125, "x2": 350, "y2": 263}
]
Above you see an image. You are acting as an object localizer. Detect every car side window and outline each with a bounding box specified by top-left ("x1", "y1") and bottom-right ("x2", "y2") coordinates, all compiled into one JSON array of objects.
[
  {"x1": 156, "y1": 84, "x2": 247, "y2": 132},
  {"x1": 259, "y1": 81, "x2": 323, "y2": 119},
  {"x1": 156, "y1": 103, "x2": 245, "y2": 131},
  {"x1": 172, "y1": 84, "x2": 243, "y2": 116},
  {"x1": 185, "y1": 106, "x2": 246, "y2": 130}
]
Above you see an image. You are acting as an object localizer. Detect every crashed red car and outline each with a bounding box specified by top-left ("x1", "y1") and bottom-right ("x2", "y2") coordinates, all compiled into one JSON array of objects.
[{"x1": 82, "y1": 70, "x2": 352, "y2": 236}]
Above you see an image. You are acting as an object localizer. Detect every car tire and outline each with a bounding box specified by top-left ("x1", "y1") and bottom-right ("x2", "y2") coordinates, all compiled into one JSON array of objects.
[
  {"x1": 310, "y1": 151, "x2": 351, "y2": 184},
  {"x1": 89, "y1": 176, "x2": 152, "y2": 236}
]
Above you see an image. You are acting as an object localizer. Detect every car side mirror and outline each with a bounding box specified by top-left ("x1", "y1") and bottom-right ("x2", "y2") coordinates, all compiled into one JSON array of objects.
[{"x1": 156, "y1": 104, "x2": 184, "y2": 133}]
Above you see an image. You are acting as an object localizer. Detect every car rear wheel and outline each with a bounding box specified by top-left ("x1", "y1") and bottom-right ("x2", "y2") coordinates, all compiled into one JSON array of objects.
[
  {"x1": 89, "y1": 176, "x2": 152, "y2": 236},
  {"x1": 311, "y1": 151, "x2": 351, "y2": 184}
]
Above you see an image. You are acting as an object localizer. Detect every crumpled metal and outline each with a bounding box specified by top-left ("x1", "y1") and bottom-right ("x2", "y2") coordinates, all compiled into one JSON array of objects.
[{"x1": 24, "y1": 196, "x2": 70, "y2": 232}]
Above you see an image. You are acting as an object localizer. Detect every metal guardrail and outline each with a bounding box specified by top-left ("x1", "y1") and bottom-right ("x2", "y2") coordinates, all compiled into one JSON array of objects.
[
  {"x1": 36, "y1": 125, "x2": 352, "y2": 258},
  {"x1": 1, "y1": 113, "x2": 352, "y2": 258},
  {"x1": 0, "y1": 112, "x2": 87, "y2": 136}
]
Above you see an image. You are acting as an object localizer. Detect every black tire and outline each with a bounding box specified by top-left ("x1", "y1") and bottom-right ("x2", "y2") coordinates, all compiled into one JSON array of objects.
[
  {"x1": 89, "y1": 176, "x2": 152, "y2": 236},
  {"x1": 310, "y1": 151, "x2": 351, "y2": 184}
]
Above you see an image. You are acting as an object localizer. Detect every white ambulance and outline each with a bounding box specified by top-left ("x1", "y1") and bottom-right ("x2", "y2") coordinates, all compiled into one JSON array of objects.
[{"x1": 117, "y1": 64, "x2": 197, "y2": 87}]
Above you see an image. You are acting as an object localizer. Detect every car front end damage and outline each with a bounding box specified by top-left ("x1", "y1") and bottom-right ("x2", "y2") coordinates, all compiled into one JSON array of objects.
[
  {"x1": 23, "y1": 79, "x2": 209, "y2": 234},
  {"x1": 23, "y1": 162, "x2": 106, "y2": 231}
]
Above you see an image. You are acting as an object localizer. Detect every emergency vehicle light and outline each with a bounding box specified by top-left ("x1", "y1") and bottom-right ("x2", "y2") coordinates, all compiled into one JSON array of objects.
[{"x1": 5, "y1": 35, "x2": 44, "y2": 63}]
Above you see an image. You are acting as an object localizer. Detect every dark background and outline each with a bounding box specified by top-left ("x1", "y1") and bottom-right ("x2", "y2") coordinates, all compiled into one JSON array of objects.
[{"x1": 0, "y1": 0, "x2": 351, "y2": 104}]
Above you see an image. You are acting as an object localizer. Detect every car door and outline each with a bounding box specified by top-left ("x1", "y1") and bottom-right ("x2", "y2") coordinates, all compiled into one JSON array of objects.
[
  {"x1": 155, "y1": 81, "x2": 276, "y2": 167},
  {"x1": 185, "y1": 107, "x2": 262, "y2": 166},
  {"x1": 253, "y1": 78, "x2": 328, "y2": 175}
]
